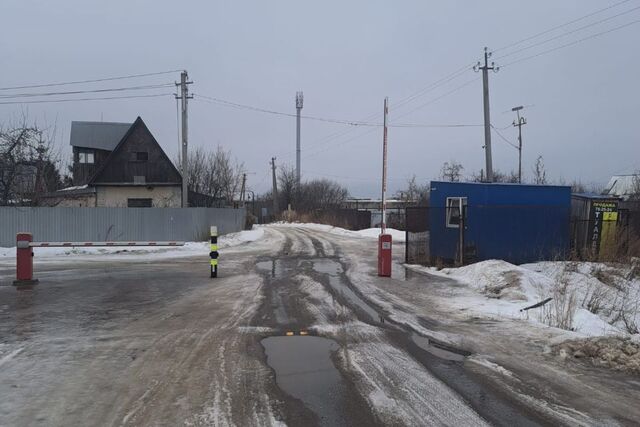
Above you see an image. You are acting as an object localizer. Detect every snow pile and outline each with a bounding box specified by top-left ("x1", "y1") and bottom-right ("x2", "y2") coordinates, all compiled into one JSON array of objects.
[
  {"x1": 523, "y1": 261, "x2": 640, "y2": 336},
  {"x1": 418, "y1": 259, "x2": 640, "y2": 338},
  {"x1": 0, "y1": 227, "x2": 265, "y2": 261},
  {"x1": 437, "y1": 260, "x2": 552, "y2": 302}
]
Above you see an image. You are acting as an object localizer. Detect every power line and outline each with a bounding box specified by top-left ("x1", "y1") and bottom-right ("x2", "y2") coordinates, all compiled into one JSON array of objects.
[
  {"x1": 392, "y1": 62, "x2": 475, "y2": 110},
  {"x1": 193, "y1": 94, "x2": 381, "y2": 126},
  {"x1": 392, "y1": 77, "x2": 480, "y2": 122},
  {"x1": 491, "y1": 124, "x2": 519, "y2": 150},
  {"x1": 303, "y1": 127, "x2": 379, "y2": 160},
  {"x1": 194, "y1": 93, "x2": 480, "y2": 128},
  {"x1": 301, "y1": 78, "x2": 481, "y2": 160},
  {"x1": 495, "y1": 4, "x2": 640, "y2": 61},
  {"x1": 277, "y1": 61, "x2": 477, "y2": 160},
  {"x1": 0, "y1": 70, "x2": 183, "y2": 91},
  {"x1": 502, "y1": 18, "x2": 640, "y2": 68},
  {"x1": 0, "y1": 93, "x2": 173, "y2": 105},
  {"x1": 0, "y1": 83, "x2": 175, "y2": 99},
  {"x1": 493, "y1": 0, "x2": 635, "y2": 53}
]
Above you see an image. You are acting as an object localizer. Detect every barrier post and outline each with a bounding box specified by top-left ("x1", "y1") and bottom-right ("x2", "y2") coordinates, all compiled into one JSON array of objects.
[
  {"x1": 14, "y1": 232, "x2": 38, "y2": 286},
  {"x1": 210, "y1": 226, "x2": 218, "y2": 278},
  {"x1": 378, "y1": 233, "x2": 392, "y2": 277}
]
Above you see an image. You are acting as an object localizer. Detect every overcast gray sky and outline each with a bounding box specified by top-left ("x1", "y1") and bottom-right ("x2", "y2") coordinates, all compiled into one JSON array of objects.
[{"x1": 2, "y1": 0, "x2": 639, "y2": 197}]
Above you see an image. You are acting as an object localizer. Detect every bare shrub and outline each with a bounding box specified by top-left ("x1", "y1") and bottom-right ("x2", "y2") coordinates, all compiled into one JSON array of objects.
[
  {"x1": 539, "y1": 275, "x2": 577, "y2": 331},
  {"x1": 582, "y1": 284, "x2": 609, "y2": 315}
]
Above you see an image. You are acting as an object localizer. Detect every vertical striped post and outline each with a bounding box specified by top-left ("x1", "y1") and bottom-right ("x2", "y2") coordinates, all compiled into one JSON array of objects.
[{"x1": 210, "y1": 226, "x2": 218, "y2": 278}]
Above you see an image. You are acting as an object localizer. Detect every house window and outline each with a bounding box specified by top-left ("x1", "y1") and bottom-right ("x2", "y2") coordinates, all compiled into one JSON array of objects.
[
  {"x1": 133, "y1": 175, "x2": 146, "y2": 184},
  {"x1": 127, "y1": 198, "x2": 152, "y2": 208},
  {"x1": 446, "y1": 197, "x2": 467, "y2": 228},
  {"x1": 131, "y1": 152, "x2": 148, "y2": 162},
  {"x1": 78, "y1": 150, "x2": 95, "y2": 164}
]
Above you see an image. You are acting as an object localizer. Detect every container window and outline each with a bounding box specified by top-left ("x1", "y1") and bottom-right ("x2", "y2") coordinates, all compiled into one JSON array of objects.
[{"x1": 446, "y1": 197, "x2": 467, "y2": 228}]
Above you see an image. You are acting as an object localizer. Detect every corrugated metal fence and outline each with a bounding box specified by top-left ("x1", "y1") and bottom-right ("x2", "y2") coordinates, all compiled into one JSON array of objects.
[{"x1": 0, "y1": 207, "x2": 246, "y2": 247}]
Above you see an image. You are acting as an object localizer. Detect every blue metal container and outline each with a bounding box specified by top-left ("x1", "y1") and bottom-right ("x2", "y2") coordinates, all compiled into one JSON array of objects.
[{"x1": 429, "y1": 181, "x2": 571, "y2": 264}]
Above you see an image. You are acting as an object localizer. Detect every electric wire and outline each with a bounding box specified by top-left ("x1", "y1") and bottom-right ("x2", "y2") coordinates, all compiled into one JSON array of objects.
[
  {"x1": 194, "y1": 93, "x2": 480, "y2": 129},
  {"x1": 0, "y1": 93, "x2": 173, "y2": 105},
  {"x1": 501, "y1": 18, "x2": 640, "y2": 68},
  {"x1": 193, "y1": 94, "x2": 381, "y2": 126},
  {"x1": 0, "y1": 83, "x2": 175, "y2": 99},
  {"x1": 493, "y1": 0, "x2": 635, "y2": 53},
  {"x1": 0, "y1": 70, "x2": 183, "y2": 91},
  {"x1": 495, "y1": 4, "x2": 640, "y2": 61},
  {"x1": 491, "y1": 124, "x2": 519, "y2": 150}
]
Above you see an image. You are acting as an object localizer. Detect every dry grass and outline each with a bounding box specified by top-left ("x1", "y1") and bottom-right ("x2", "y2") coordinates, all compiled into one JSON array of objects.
[{"x1": 538, "y1": 273, "x2": 577, "y2": 331}]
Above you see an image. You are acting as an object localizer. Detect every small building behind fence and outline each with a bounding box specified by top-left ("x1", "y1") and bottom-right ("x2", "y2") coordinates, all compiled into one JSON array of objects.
[{"x1": 428, "y1": 181, "x2": 571, "y2": 265}]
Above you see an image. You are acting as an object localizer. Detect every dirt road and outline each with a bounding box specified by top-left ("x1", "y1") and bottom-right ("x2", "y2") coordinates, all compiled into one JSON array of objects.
[{"x1": 0, "y1": 225, "x2": 637, "y2": 426}]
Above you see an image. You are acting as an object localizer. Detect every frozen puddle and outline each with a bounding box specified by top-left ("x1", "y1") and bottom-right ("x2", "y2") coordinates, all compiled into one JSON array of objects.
[
  {"x1": 262, "y1": 335, "x2": 349, "y2": 426},
  {"x1": 311, "y1": 259, "x2": 382, "y2": 323}
]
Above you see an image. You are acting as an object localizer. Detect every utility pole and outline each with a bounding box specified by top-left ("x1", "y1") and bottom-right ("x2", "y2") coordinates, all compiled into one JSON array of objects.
[
  {"x1": 271, "y1": 157, "x2": 279, "y2": 216},
  {"x1": 381, "y1": 97, "x2": 389, "y2": 233},
  {"x1": 240, "y1": 173, "x2": 247, "y2": 205},
  {"x1": 175, "y1": 70, "x2": 193, "y2": 208},
  {"x1": 512, "y1": 106, "x2": 527, "y2": 184},
  {"x1": 295, "y1": 91, "x2": 303, "y2": 187},
  {"x1": 474, "y1": 47, "x2": 498, "y2": 182}
]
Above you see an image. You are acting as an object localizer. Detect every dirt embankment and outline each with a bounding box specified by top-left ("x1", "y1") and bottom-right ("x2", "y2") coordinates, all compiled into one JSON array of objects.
[{"x1": 553, "y1": 337, "x2": 640, "y2": 375}]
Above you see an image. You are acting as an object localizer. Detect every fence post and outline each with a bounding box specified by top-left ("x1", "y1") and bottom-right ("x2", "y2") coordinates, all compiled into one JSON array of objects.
[
  {"x1": 210, "y1": 226, "x2": 218, "y2": 278},
  {"x1": 458, "y1": 206, "x2": 465, "y2": 266}
]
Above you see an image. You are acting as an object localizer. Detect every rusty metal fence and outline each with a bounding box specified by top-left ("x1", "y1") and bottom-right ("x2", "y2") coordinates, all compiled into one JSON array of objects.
[{"x1": 405, "y1": 207, "x2": 430, "y2": 264}]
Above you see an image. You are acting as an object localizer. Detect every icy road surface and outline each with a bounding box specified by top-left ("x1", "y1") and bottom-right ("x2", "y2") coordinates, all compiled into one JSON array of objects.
[{"x1": 1, "y1": 225, "x2": 637, "y2": 426}]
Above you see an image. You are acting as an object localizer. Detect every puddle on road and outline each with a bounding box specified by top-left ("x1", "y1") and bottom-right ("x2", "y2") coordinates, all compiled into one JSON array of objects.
[
  {"x1": 411, "y1": 333, "x2": 467, "y2": 362},
  {"x1": 312, "y1": 259, "x2": 381, "y2": 323},
  {"x1": 262, "y1": 335, "x2": 349, "y2": 426},
  {"x1": 256, "y1": 260, "x2": 287, "y2": 279}
]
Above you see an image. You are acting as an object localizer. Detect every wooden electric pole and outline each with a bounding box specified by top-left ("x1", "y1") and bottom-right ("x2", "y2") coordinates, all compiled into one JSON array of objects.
[{"x1": 512, "y1": 106, "x2": 527, "y2": 184}]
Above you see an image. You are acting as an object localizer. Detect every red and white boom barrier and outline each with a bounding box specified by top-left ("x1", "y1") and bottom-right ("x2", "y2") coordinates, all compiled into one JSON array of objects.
[{"x1": 14, "y1": 232, "x2": 184, "y2": 286}]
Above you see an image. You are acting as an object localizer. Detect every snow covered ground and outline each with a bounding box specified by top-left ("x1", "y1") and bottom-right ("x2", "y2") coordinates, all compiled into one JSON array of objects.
[
  {"x1": 271, "y1": 222, "x2": 406, "y2": 242},
  {"x1": 407, "y1": 258, "x2": 640, "y2": 339},
  {"x1": 0, "y1": 227, "x2": 264, "y2": 263}
]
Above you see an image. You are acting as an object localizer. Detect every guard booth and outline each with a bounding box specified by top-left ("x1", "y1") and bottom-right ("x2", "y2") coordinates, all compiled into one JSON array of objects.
[{"x1": 429, "y1": 181, "x2": 571, "y2": 265}]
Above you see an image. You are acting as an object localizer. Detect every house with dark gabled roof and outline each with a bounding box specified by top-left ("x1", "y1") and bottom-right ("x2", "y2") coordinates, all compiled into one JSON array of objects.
[{"x1": 43, "y1": 117, "x2": 183, "y2": 207}]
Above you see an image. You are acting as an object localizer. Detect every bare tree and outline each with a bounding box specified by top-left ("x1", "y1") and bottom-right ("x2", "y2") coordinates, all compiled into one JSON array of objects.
[
  {"x1": 295, "y1": 179, "x2": 348, "y2": 212},
  {"x1": 277, "y1": 163, "x2": 297, "y2": 210},
  {"x1": 470, "y1": 169, "x2": 518, "y2": 183},
  {"x1": 0, "y1": 116, "x2": 62, "y2": 206},
  {"x1": 182, "y1": 146, "x2": 245, "y2": 206},
  {"x1": 441, "y1": 161, "x2": 464, "y2": 182},
  {"x1": 629, "y1": 172, "x2": 640, "y2": 201},
  {"x1": 395, "y1": 175, "x2": 429, "y2": 206},
  {"x1": 533, "y1": 155, "x2": 547, "y2": 185}
]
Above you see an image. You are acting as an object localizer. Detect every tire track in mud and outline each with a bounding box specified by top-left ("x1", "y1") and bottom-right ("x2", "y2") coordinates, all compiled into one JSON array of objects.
[{"x1": 257, "y1": 226, "x2": 557, "y2": 427}]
